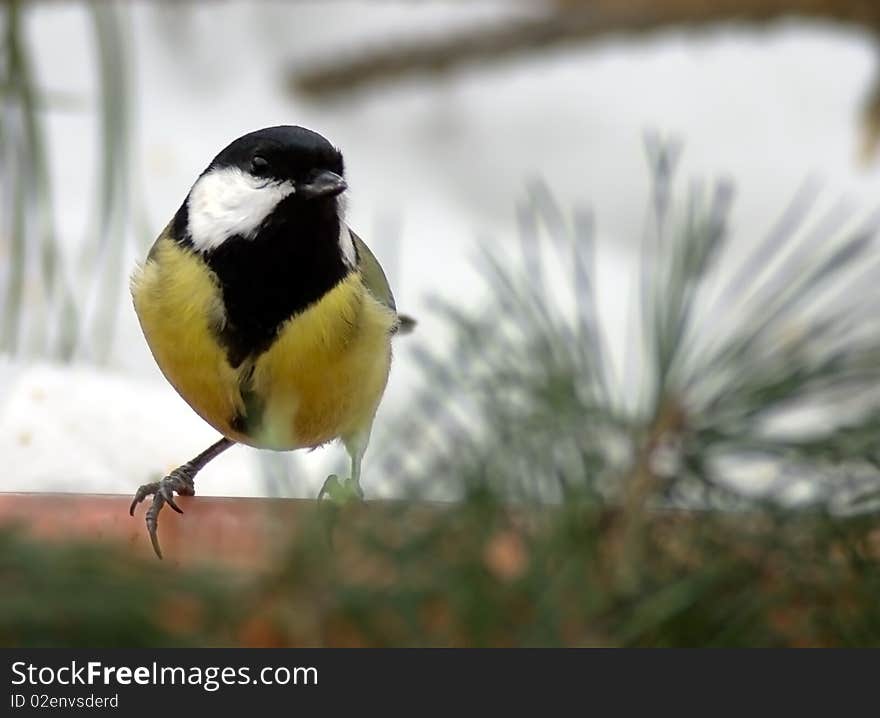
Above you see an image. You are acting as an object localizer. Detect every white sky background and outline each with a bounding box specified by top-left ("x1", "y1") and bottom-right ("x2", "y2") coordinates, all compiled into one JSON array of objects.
[{"x1": 3, "y1": 1, "x2": 880, "y2": 499}]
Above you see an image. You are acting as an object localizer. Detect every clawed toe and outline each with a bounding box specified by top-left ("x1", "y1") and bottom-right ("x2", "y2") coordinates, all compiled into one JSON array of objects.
[
  {"x1": 129, "y1": 481, "x2": 160, "y2": 517},
  {"x1": 129, "y1": 466, "x2": 196, "y2": 559}
]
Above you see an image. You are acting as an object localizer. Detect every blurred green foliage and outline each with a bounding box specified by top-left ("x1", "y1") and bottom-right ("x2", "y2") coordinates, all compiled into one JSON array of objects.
[
  {"x1": 0, "y1": 528, "x2": 236, "y2": 648},
  {"x1": 5, "y1": 500, "x2": 880, "y2": 647}
]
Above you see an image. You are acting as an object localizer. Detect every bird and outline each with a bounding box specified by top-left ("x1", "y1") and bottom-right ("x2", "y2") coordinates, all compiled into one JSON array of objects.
[{"x1": 129, "y1": 125, "x2": 412, "y2": 558}]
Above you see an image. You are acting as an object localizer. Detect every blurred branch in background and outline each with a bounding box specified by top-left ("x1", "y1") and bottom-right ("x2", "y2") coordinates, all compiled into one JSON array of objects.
[
  {"x1": 381, "y1": 139, "x2": 880, "y2": 516},
  {"x1": 289, "y1": 0, "x2": 880, "y2": 159},
  {"x1": 0, "y1": 0, "x2": 131, "y2": 364}
]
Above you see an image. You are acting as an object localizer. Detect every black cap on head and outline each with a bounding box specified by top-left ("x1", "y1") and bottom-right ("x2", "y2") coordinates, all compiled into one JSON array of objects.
[{"x1": 209, "y1": 125, "x2": 345, "y2": 188}]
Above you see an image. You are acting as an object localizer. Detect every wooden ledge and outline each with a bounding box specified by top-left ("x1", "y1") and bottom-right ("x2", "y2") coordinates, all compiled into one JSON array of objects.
[{"x1": 0, "y1": 492, "x2": 319, "y2": 569}]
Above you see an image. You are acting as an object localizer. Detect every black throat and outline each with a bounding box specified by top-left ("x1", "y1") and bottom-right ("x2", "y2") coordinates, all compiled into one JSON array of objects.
[{"x1": 174, "y1": 195, "x2": 349, "y2": 368}]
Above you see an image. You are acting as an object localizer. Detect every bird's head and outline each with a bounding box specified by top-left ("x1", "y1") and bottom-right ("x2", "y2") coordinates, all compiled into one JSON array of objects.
[{"x1": 178, "y1": 125, "x2": 348, "y2": 254}]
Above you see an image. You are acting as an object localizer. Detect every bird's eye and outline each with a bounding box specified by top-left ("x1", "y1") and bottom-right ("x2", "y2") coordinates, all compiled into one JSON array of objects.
[{"x1": 251, "y1": 155, "x2": 269, "y2": 173}]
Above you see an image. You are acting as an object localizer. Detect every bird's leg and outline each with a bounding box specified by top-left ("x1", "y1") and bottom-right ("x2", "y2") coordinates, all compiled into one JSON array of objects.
[
  {"x1": 318, "y1": 439, "x2": 366, "y2": 504},
  {"x1": 129, "y1": 437, "x2": 234, "y2": 558}
]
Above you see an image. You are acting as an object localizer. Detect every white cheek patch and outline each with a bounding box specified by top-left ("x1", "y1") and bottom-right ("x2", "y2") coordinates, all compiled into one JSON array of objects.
[
  {"x1": 339, "y1": 223, "x2": 357, "y2": 268},
  {"x1": 186, "y1": 167, "x2": 295, "y2": 252}
]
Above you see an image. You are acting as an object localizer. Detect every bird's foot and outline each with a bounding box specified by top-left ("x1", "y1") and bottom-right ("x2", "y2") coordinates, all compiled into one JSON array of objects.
[
  {"x1": 129, "y1": 464, "x2": 196, "y2": 559},
  {"x1": 318, "y1": 474, "x2": 363, "y2": 504}
]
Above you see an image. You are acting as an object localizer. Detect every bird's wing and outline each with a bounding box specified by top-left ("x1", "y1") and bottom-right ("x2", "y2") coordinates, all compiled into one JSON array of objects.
[{"x1": 351, "y1": 229, "x2": 397, "y2": 313}]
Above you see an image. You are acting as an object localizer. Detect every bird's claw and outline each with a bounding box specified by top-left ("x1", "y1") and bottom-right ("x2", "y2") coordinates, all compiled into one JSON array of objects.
[
  {"x1": 318, "y1": 473, "x2": 363, "y2": 504},
  {"x1": 129, "y1": 465, "x2": 196, "y2": 559}
]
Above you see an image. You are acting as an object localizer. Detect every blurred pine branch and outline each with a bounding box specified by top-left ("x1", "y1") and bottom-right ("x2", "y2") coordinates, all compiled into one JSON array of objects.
[{"x1": 381, "y1": 138, "x2": 880, "y2": 514}]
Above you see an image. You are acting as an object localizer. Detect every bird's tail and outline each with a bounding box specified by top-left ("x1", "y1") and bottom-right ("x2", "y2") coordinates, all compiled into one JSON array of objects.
[{"x1": 395, "y1": 314, "x2": 417, "y2": 336}]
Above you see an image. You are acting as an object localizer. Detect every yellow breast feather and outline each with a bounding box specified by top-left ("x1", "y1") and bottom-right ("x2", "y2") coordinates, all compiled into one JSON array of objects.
[
  {"x1": 131, "y1": 234, "x2": 247, "y2": 440},
  {"x1": 133, "y1": 235, "x2": 397, "y2": 451},
  {"x1": 251, "y1": 272, "x2": 397, "y2": 450}
]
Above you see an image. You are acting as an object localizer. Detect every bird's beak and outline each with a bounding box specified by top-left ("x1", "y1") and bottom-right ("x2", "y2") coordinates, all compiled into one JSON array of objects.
[{"x1": 297, "y1": 170, "x2": 347, "y2": 199}]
